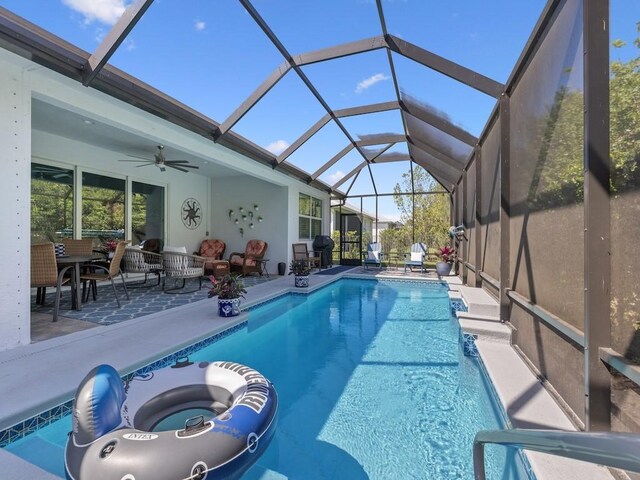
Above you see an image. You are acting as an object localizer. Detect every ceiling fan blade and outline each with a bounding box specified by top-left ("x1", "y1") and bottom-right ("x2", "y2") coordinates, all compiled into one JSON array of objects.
[
  {"x1": 166, "y1": 164, "x2": 190, "y2": 173},
  {"x1": 118, "y1": 159, "x2": 152, "y2": 163},
  {"x1": 135, "y1": 162, "x2": 156, "y2": 167},
  {"x1": 126, "y1": 154, "x2": 154, "y2": 161},
  {"x1": 172, "y1": 164, "x2": 199, "y2": 169},
  {"x1": 164, "y1": 160, "x2": 191, "y2": 164}
]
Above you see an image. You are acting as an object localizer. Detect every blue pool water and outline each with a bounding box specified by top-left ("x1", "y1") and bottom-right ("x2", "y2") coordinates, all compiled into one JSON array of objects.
[{"x1": 5, "y1": 278, "x2": 528, "y2": 479}]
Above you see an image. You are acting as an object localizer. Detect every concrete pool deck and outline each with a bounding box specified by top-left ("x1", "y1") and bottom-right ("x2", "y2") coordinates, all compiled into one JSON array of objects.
[{"x1": 0, "y1": 269, "x2": 615, "y2": 479}]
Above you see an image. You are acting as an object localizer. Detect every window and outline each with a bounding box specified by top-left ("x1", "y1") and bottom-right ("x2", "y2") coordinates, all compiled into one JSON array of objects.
[
  {"x1": 31, "y1": 163, "x2": 74, "y2": 243},
  {"x1": 132, "y1": 181, "x2": 165, "y2": 245},
  {"x1": 82, "y1": 172, "x2": 126, "y2": 240},
  {"x1": 299, "y1": 193, "x2": 322, "y2": 239}
]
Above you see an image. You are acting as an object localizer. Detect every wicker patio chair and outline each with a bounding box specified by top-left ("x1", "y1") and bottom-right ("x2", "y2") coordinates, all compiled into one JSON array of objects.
[
  {"x1": 80, "y1": 240, "x2": 130, "y2": 307},
  {"x1": 62, "y1": 238, "x2": 94, "y2": 256},
  {"x1": 292, "y1": 243, "x2": 320, "y2": 271},
  {"x1": 195, "y1": 239, "x2": 228, "y2": 278},
  {"x1": 31, "y1": 242, "x2": 74, "y2": 322},
  {"x1": 123, "y1": 247, "x2": 163, "y2": 287},
  {"x1": 229, "y1": 240, "x2": 268, "y2": 276},
  {"x1": 162, "y1": 246, "x2": 206, "y2": 293}
]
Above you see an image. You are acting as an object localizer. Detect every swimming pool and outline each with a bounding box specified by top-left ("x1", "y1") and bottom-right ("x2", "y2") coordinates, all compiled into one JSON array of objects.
[{"x1": 5, "y1": 278, "x2": 529, "y2": 479}]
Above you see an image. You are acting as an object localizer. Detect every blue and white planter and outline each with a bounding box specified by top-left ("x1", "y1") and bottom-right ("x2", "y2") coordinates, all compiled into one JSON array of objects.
[
  {"x1": 218, "y1": 298, "x2": 241, "y2": 317},
  {"x1": 294, "y1": 275, "x2": 309, "y2": 288}
]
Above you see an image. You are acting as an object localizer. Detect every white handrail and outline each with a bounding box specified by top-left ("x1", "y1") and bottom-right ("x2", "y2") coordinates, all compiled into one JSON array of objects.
[{"x1": 473, "y1": 429, "x2": 640, "y2": 479}]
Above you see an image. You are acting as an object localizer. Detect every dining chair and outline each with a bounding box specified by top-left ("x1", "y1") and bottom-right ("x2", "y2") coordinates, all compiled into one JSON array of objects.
[
  {"x1": 62, "y1": 238, "x2": 94, "y2": 256},
  {"x1": 80, "y1": 240, "x2": 130, "y2": 307},
  {"x1": 31, "y1": 243, "x2": 74, "y2": 322}
]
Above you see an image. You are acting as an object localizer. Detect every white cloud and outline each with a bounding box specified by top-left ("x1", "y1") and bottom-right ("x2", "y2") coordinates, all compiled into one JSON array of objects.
[
  {"x1": 355, "y1": 73, "x2": 390, "y2": 94},
  {"x1": 266, "y1": 140, "x2": 290, "y2": 155},
  {"x1": 62, "y1": 0, "x2": 131, "y2": 25},
  {"x1": 195, "y1": 20, "x2": 206, "y2": 31},
  {"x1": 328, "y1": 170, "x2": 345, "y2": 184}
]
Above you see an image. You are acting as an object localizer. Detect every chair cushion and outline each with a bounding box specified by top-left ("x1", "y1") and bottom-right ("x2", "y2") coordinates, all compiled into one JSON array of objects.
[
  {"x1": 200, "y1": 239, "x2": 224, "y2": 259},
  {"x1": 367, "y1": 251, "x2": 380, "y2": 261},
  {"x1": 410, "y1": 252, "x2": 423, "y2": 262},
  {"x1": 246, "y1": 240, "x2": 266, "y2": 257}
]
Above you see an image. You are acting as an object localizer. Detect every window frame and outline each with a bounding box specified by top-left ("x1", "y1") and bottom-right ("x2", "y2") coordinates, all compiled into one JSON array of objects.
[{"x1": 298, "y1": 193, "x2": 323, "y2": 240}]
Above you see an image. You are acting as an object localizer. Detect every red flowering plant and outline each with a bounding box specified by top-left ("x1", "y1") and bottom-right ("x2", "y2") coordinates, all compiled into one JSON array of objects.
[
  {"x1": 208, "y1": 273, "x2": 247, "y2": 300},
  {"x1": 103, "y1": 238, "x2": 118, "y2": 252},
  {"x1": 437, "y1": 246, "x2": 457, "y2": 264}
]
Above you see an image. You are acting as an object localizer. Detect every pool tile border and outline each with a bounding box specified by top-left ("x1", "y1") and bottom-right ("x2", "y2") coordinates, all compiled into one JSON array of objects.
[{"x1": 0, "y1": 321, "x2": 247, "y2": 447}]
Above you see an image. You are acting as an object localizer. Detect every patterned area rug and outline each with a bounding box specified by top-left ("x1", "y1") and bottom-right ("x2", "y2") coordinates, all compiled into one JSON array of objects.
[{"x1": 31, "y1": 275, "x2": 274, "y2": 325}]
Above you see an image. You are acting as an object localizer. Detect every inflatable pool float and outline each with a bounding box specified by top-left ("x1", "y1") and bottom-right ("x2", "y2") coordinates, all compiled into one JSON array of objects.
[{"x1": 65, "y1": 360, "x2": 278, "y2": 480}]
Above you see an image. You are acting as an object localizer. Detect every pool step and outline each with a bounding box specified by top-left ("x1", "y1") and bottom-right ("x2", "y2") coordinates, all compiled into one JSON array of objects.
[
  {"x1": 457, "y1": 285, "x2": 499, "y2": 317},
  {"x1": 458, "y1": 314, "x2": 512, "y2": 344}
]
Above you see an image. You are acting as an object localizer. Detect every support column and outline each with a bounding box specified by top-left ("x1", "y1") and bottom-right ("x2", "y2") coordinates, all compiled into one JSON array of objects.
[
  {"x1": 474, "y1": 145, "x2": 482, "y2": 288},
  {"x1": 0, "y1": 60, "x2": 31, "y2": 350},
  {"x1": 461, "y1": 169, "x2": 468, "y2": 285},
  {"x1": 499, "y1": 94, "x2": 511, "y2": 322},
  {"x1": 583, "y1": 0, "x2": 611, "y2": 431}
]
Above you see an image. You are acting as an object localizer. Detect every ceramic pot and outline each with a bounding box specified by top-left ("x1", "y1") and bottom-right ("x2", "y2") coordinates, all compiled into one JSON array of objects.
[
  {"x1": 436, "y1": 261, "x2": 452, "y2": 276},
  {"x1": 294, "y1": 275, "x2": 309, "y2": 288},
  {"x1": 218, "y1": 298, "x2": 241, "y2": 317}
]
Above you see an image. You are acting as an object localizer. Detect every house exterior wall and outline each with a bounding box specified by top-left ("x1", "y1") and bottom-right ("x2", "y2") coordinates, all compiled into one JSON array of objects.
[
  {"x1": 0, "y1": 56, "x2": 31, "y2": 350},
  {"x1": 0, "y1": 47, "x2": 331, "y2": 350}
]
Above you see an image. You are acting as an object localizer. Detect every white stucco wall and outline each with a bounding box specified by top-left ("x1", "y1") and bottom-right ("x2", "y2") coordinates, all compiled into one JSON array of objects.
[
  {"x1": 211, "y1": 176, "x2": 289, "y2": 275},
  {"x1": 0, "y1": 58, "x2": 31, "y2": 350}
]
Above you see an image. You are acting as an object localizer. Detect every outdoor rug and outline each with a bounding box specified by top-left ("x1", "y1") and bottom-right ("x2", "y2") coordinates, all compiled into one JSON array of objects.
[
  {"x1": 314, "y1": 265, "x2": 356, "y2": 275},
  {"x1": 31, "y1": 275, "x2": 274, "y2": 326}
]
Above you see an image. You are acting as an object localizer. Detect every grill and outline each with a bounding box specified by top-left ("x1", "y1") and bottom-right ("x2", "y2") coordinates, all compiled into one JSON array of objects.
[{"x1": 313, "y1": 235, "x2": 335, "y2": 268}]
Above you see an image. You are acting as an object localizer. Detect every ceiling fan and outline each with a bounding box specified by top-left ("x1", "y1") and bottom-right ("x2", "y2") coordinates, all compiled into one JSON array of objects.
[{"x1": 118, "y1": 145, "x2": 199, "y2": 173}]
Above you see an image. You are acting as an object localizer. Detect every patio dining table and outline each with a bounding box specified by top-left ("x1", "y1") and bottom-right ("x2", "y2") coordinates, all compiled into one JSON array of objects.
[{"x1": 56, "y1": 255, "x2": 101, "y2": 310}]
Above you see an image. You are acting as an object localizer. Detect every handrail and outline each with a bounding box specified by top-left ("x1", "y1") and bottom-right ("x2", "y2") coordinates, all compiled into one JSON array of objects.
[{"x1": 474, "y1": 429, "x2": 640, "y2": 479}]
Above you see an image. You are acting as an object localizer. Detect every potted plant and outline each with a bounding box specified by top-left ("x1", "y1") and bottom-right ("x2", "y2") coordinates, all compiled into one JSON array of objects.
[
  {"x1": 208, "y1": 273, "x2": 247, "y2": 317},
  {"x1": 102, "y1": 238, "x2": 118, "y2": 259},
  {"x1": 289, "y1": 260, "x2": 311, "y2": 288},
  {"x1": 436, "y1": 246, "x2": 456, "y2": 276}
]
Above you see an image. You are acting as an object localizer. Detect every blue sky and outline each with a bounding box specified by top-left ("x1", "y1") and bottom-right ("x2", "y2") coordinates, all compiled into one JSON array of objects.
[{"x1": 1, "y1": 0, "x2": 638, "y2": 219}]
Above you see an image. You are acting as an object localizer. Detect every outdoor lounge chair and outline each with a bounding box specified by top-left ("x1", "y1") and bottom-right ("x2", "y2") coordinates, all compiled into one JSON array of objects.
[
  {"x1": 404, "y1": 243, "x2": 427, "y2": 273},
  {"x1": 123, "y1": 246, "x2": 163, "y2": 287},
  {"x1": 362, "y1": 242, "x2": 383, "y2": 270},
  {"x1": 162, "y1": 246, "x2": 205, "y2": 293},
  {"x1": 31, "y1": 243, "x2": 74, "y2": 322},
  {"x1": 229, "y1": 240, "x2": 268, "y2": 276},
  {"x1": 292, "y1": 243, "x2": 320, "y2": 271}
]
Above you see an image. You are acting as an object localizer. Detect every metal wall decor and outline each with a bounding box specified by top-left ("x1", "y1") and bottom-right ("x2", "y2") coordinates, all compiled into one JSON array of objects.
[
  {"x1": 182, "y1": 198, "x2": 202, "y2": 229},
  {"x1": 228, "y1": 204, "x2": 263, "y2": 236}
]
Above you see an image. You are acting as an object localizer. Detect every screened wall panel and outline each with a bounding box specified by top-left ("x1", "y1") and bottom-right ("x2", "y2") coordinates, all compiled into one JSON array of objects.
[
  {"x1": 464, "y1": 163, "x2": 476, "y2": 286},
  {"x1": 509, "y1": 0, "x2": 584, "y2": 330},
  {"x1": 455, "y1": 181, "x2": 463, "y2": 277},
  {"x1": 480, "y1": 120, "x2": 501, "y2": 282},
  {"x1": 510, "y1": 303, "x2": 585, "y2": 422},
  {"x1": 609, "y1": 0, "x2": 640, "y2": 434}
]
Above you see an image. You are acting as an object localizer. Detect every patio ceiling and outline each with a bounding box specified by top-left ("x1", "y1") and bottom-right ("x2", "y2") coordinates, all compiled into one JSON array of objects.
[{"x1": 0, "y1": 1, "x2": 545, "y2": 198}]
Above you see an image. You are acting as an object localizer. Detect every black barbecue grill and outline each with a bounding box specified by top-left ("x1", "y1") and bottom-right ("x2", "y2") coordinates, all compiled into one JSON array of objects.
[{"x1": 313, "y1": 235, "x2": 335, "y2": 268}]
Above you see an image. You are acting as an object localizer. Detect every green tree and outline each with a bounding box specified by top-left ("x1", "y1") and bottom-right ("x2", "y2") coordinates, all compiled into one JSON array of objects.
[{"x1": 392, "y1": 166, "x2": 450, "y2": 249}]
